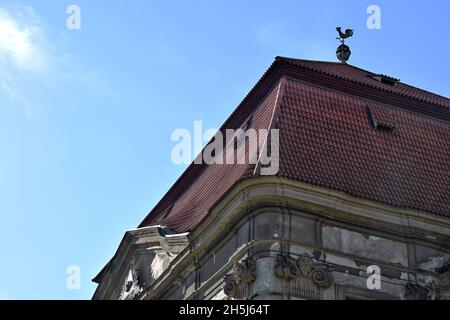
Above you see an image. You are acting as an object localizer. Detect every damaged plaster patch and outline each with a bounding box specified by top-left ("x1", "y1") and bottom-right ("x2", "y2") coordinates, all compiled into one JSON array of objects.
[
  {"x1": 418, "y1": 255, "x2": 450, "y2": 272},
  {"x1": 326, "y1": 254, "x2": 359, "y2": 269},
  {"x1": 212, "y1": 290, "x2": 227, "y2": 300},
  {"x1": 400, "y1": 272, "x2": 412, "y2": 281},
  {"x1": 416, "y1": 274, "x2": 435, "y2": 286},
  {"x1": 270, "y1": 242, "x2": 280, "y2": 252},
  {"x1": 322, "y1": 227, "x2": 408, "y2": 267},
  {"x1": 150, "y1": 253, "x2": 171, "y2": 280},
  {"x1": 290, "y1": 246, "x2": 314, "y2": 257}
]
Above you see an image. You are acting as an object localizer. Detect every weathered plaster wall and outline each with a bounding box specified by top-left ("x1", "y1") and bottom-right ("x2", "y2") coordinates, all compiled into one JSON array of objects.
[
  {"x1": 96, "y1": 181, "x2": 450, "y2": 300},
  {"x1": 149, "y1": 203, "x2": 450, "y2": 300}
]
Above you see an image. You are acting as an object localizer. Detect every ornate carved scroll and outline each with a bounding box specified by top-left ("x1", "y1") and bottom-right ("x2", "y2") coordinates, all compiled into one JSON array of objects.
[
  {"x1": 310, "y1": 265, "x2": 334, "y2": 288},
  {"x1": 274, "y1": 254, "x2": 301, "y2": 280},
  {"x1": 274, "y1": 253, "x2": 334, "y2": 290},
  {"x1": 223, "y1": 257, "x2": 257, "y2": 299},
  {"x1": 234, "y1": 257, "x2": 257, "y2": 284}
]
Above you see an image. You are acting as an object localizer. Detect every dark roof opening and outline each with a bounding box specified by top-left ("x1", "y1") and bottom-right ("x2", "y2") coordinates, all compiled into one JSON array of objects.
[{"x1": 370, "y1": 74, "x2": 400, "y2": 87}]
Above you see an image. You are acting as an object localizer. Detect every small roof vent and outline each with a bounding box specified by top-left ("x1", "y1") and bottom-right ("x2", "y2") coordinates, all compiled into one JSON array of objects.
[
  {"x1": 370, "y1": 74, "x2": 400, "y2": 86},
  {"x1": 365, "y1": 107, "x2": 395, "y2": 132}
]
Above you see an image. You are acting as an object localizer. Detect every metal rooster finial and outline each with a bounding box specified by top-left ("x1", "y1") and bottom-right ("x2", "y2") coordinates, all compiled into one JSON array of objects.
[
  {"x1": 336, "y1": 27, "x2": 354, "y2": 42},
  {"x1": 335, "y1": 27, "x2": 354, "y2": 64}
]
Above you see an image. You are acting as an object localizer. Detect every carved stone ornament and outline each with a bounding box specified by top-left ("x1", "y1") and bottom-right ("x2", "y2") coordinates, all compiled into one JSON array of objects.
[
  {"x1": 119, "y1": 267, "x2": 144, "y2": 300},
  {"x1": 437, "y1": 259, "x2": 450, "y2": 275},
  {"x1": 310, "y1": 265, "x2": 334, "y2": 288},
  {"x1": 223, "y1": 274, "x2": 237, "y2": 298},
  {"x1": 223, "y1": 257, "x2": 257, "y2": 298},
  {"x1": 404, "y1": 283, "x2": 434, "y2": 300},
  {"x1": 234, "y1": 257, "x2": 257, "y2": 284},
  {"x1": 275, "y1": 254, "x2": 300, "y2": 280},
  {"x1": 274, "y1": 254, "x2": 334, "y2": 289},
  {"x1": 297, "y1": 254, "x2": 314, "y2": 276}
]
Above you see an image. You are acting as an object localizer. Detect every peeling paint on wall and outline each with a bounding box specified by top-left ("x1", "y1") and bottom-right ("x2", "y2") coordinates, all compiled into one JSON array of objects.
[{"x1": 322, "y1": 226, "x2": 408, "y2": 267}]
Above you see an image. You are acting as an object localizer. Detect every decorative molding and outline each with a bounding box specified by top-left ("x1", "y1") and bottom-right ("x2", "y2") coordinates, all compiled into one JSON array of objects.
[
  {"x1": 191, "y1": 177, "x2": 450, "y2": 258},
  {"x1": 275, "y1": 254, "x2": 300, "y2": 280},
  {"x1": 416, "y1": 256, "x2": 450, "y2": 300},
  {"x1": 290, "y1": 277, "x2": 321, "y2": 300},
  {"x1": 298, "y1": 254, "x2": 314, "y2": 276},
  {"x1": 119, "y1": 267, "x2": 144, "y2": 300},
  {"x1": 132, "y1": 175, "x2": 450, "y2": 300},
  {"x1": 223, "y1": 258, "x2": 257, "y2": 299},
  {"x1": 234, "y1": 257, "x2": 257, "y2": 284},
  {"x1": 223, "y1": 274, "x2": 237, "y2": 298},
  {"x1": 310, "y1": 265, "x2": 334, "y2": 288},
  {"x1": 437, "y1": 259, "x2": 450, "y2": 275},
  {"x1": 404, "y1": 283, "x2": 435, "y2": 300},
  {"x1": 274, "y1": 254, "x2": 334, "y2": 289}
]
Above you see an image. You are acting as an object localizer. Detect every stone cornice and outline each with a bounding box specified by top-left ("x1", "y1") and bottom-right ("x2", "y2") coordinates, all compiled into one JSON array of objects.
[
  {"x1": 139, "y1": 177, "x2": 450, "y2": 299},
  {"x1": 192, "y1": 177, "x2": 450, "y2": 247}
]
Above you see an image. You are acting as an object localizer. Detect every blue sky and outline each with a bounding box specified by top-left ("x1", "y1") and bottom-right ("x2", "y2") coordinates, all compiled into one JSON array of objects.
[{"x1": 0, "y1": 0, "x2": 448, "y2": 300}]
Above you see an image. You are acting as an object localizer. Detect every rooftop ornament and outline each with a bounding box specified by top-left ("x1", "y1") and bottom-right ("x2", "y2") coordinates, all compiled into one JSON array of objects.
[{"x1": 336, "y1": 27, "x2": 354, "y2": 64}]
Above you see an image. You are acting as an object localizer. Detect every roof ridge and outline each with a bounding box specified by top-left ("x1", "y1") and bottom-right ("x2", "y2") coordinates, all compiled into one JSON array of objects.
[
  {"x1": 277, "y1": 56, "x2": 450, "y2": 109},
  {"x1": 253, "y1": 77, "x2": 287, "y2": 175},
  {"x1": 396, "y1": 80, "x2": 450, "y2": 103}
]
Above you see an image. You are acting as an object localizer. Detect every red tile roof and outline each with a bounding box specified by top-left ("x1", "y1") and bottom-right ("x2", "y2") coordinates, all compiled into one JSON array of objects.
[
  {"x1": 279, "y1": 78, "x2": 450, "y2": 218},
  {"x1": 156, "y1": 92, "x2": 276, "y2": 231},
  {"x1": 280, "y1": 57, "x2": 450, "y2": 109},
  {"x1": 139, "y1": 57, "x2": 450, "y2": 232}
]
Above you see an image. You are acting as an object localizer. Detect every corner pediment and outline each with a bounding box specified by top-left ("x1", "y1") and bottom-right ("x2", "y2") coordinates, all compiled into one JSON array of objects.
[{"x1": 92, "y1": 225, "x2": 189, "y2": 300}]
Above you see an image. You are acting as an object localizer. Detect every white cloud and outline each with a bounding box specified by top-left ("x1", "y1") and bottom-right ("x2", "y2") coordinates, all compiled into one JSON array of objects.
[
  {"x1": 0, "y1": 6, "x2": 48, "y2": 119},
  {"x1": 0, "y1": 6, "x2": 117, "y2": 119},
  {"x1": 0, "y1": 6, "x2": 46, "y2": 71}
]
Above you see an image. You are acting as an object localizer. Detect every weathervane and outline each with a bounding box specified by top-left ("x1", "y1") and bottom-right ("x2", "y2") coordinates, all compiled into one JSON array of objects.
[{"x1": 336, "y1": 27, "x2": 354, "y2": 63}]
